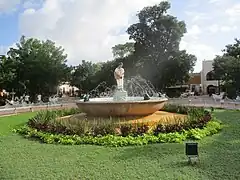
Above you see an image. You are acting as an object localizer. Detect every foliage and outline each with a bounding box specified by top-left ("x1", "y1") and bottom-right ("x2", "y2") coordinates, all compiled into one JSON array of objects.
[
  {"x1": 213, "y1": 38, "x2": 240, "y2": 98},
  {"x1": 126, "y1": 1, "x2": 197, "y2": 89},
  {"x1": 16, "y1": 120, "x2": 221, "y2": 147},
  {"x1": 70, "y1": 60, "x2": 102, "y2": 93},
  {"x1": 153, "y1": 112, "x2": 211, "y2": 135},
  {"x1": 153, "y1": 104, "x2": 212, "y2": 135},
  {"x1": 0, "y1": 36, "x2": 70, "y2": 100},
  {"x1": 27, "y1": 108, "x2": 81, "y2": 132},
  {"x1": 0, "y1": 55, "x2": 17, "y2": 89},
  {"x1": 27, "y1": 111, "x2": 152, "y2": 137},
  {"x1": 162, "y1": 103, "x2": 209, "y2": 115},
  {"x1": 15, "y1": 105, "x2": 219, "y2": 147},
  {"x1": 25, "y1": 105, "x2": 211, "y2": 136},
  {"x1": 112, "y1": 42, "x2": 135, "y2": 59}
]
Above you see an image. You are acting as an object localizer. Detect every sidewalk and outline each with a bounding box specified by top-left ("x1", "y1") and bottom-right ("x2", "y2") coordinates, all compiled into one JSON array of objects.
[{"x1": 0, "y1": 103, "x2": 77, "y2": 116}]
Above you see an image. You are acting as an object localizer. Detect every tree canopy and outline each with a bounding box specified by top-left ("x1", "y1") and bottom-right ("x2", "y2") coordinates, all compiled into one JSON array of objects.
[
  {"x1": 112, "y1": 42, "x2": 135, "y2": 59},
  {"x1": 213, "y1": 38, "x2": 240, "y2": 97},
  {"x1": 70, "y1": 60, "x2": 102, "y2": 93},
  {"x1": 126, "y1": 1, "x2": 196, "y2": 89},
  {"x1": 0, "y1": 36, "x2": 70, "y2": 100}
]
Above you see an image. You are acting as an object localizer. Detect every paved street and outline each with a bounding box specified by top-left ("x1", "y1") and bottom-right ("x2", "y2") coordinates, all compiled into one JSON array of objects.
[{"x1": 168, "y1": 95, "x2": 240, "y2": 110}]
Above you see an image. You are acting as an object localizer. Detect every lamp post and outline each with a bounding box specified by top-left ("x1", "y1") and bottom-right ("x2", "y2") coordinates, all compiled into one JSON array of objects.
[{"x1": 185, "y1": 142, "x2": 199, "y2": 164}]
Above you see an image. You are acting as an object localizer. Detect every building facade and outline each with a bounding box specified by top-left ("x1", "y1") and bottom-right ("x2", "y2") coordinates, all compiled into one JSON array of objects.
[
  {"x1": 58, "y1": 82, "x2": 79, "y2": 96},
  {"x1": 186, "y1": 73, "x2": 201, "y2": 93},
  {"x1": 167, "y1": 60, "x2": 219, "y2": 95},
  {"x1": 201, "y1": 60, "x2": 219, "y2": 94}
]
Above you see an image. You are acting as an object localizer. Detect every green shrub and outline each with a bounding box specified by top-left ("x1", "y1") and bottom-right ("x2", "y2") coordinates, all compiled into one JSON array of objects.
[
  {"x1": 162, "y1": 104, "x2": 207, "y2": 115},
  {"x1": 25, "y1": 105, "x2": 214, "y2": 138},
  {"x1": 118, "y1": 123, "x2": 150, "y2": 137},
  {"x1": 15, "y1": 120, "x2": 222, "y2": 147}
]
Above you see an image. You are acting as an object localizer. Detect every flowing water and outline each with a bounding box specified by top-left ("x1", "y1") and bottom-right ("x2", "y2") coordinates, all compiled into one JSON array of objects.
[{"x1": 88, "y1": 75, "x2": 159, "y2": 100}]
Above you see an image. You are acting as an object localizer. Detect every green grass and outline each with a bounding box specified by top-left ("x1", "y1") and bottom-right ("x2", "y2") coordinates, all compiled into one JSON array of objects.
[
  {"x1": 0, "y1": 112, "x2": 36, "y2": 136},
  {"x1": 0, "y1": 111, "x2": 240, "y2": 180}
]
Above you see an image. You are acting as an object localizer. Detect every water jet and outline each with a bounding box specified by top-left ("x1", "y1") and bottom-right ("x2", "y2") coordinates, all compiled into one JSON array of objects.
[{"x1": 76, "y1": 63, "x2": 168, "y2": 117}]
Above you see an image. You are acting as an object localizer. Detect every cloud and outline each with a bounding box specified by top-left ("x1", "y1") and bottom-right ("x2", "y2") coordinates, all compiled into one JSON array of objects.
[
  {"x1": 225, "y1": 3, "x2": 240, "y2": 22},
  {"x1": 22, "y1": 0, "x2": 44, "y2": 9},
  {"x1": 208, "y1": 24, "x2": 238, "y2": 33},
  {"x1": 182, "y1": 0, "x2": 240, "y2": 71},
  {"x1": 186, "y1": 0, "x2": 201, "y2": 8},
  {"x1": 0, "y1": 0, "x2": 20, "y2": 13},
  {"x1": 3, "y1": 0, "x2": 236, "y2": 73},
  {"x1": 0, "y1": 45, "x2": 7, "y2": 54},
  {"x1": 179, "y1": 23, "x2": 216, "y2": 72},
  {"x1": 19, "y1": 0, "x2": 166, "y2": 65},
  {"x1": 180, "y1": 40, "x2": 221, "y2": 72},
  {"x1": 0, "y1": 0, "x2": 43, "y2": 14},
  {"x1": 208, "y1": 0, "x2": 225, "y2": 4},
  {"x1": 186, "y1": 25, "x2": 202, "y2": 39},
  {"x1": 184, "y1": 11, "x2": 210, "y2": 23}
]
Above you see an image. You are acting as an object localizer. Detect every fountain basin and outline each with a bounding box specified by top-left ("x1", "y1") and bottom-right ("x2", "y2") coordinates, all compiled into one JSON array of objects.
[{"x1": 76, "y1": 97, "x2": 168, "y2": 117}]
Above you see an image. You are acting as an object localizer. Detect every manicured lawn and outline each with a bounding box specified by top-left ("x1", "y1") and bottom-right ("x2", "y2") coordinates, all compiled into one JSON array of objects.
[
  {"x1": 0, "y1": 112, "x2": 36, "y2": 136},
  {"x1": 0, "y1": 110, "x2": 240, "y2": 180}
]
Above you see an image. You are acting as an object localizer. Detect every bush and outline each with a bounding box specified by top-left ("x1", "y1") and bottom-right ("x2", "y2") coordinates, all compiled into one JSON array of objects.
[
  {"x1": 27, "y1": 108, "x2": 81, "y2": 132},
  {"x1": 15, "y1": 120, "x2": 222, "y2": 147},
  {"x1": 118, "y1": 123, "x2": 150, "y2": 137},
  {"x1": 25, "y1": 105, "x2": 214, "y2": 137},
  {"x1": 14, "y1": 105, "x2": 222, "y2": 146},
  {"x1": 162, "y1": 103, "x2": 207, "y2": 115}
]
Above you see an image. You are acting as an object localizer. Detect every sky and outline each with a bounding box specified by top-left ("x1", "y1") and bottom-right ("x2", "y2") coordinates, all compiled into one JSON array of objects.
[{"x1": 0, "y1": 0, "x2": 240, "y2": 72}]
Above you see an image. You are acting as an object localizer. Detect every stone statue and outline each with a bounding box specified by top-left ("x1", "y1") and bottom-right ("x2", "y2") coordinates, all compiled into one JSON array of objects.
[{"x1": 114, "y1": 62, "x2": 124, "y2": 90}]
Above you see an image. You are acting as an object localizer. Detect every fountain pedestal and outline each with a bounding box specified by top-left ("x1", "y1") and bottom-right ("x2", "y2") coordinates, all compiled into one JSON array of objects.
[
  {"x1": 113, "y1": 89, "x2": 127, "y2": 101},
  {"x1": 76, "y1": 62, "x2": 168, "y2": 117}
]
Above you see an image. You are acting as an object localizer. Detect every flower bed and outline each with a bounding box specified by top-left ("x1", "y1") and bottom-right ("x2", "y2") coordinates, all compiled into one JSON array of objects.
[{"x1": 15, "y1": 104, "x2": 222, "y2": 147}]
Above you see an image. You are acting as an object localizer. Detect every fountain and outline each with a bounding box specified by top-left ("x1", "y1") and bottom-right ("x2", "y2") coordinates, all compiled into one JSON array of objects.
[{"x1": 76, "y1": 62, "x2": 168, "y2": 117}]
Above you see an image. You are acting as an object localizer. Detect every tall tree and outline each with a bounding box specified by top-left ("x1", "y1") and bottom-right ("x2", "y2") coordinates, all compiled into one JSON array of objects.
[
  {"x1": 70, "y1": 60, "x2": 102, "y2": 92},
  {"x1": 112, "y1": 42, "x2": 134, "y2": 59},
  {"x1": 126, "y1": 1, "x2": 196, "y2": 89},
  {"x1": 213, "y1": 39, "x2": 240, "y2": 98},
  {"x1": 90, "y1": 60, "x2": 118, "y2": 89},
  {"x1": 0, "y1": 55, "x2": 17, "y2": 90},
  {"x1": 1, "y1": 36, "x2": 70, "y2": 99}
]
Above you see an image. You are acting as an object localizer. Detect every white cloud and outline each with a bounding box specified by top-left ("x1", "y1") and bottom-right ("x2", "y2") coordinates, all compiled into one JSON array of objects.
[
  {"x1": 225, "y1": 3, "x2": 240, "y2": 22},
  {"x1": 209, "y1": 0, "x2": 219, "y2": 3},
  {"x1": 186, "y1": 25, "x2": 202, "y2": 39},
  {"x1": 0, "y1": 0, "x2": 43, "y2": 14},
  {"x1": 209, "y1": 0, "x2": 225, "y2": 4},
  {"x1": 0, "y1": 45, "x2": 7, "y2": 55},
  {"x1": 184, "y1": 11, "x2": 210, "y2": 23},
  {"x1": 208, "y1": 24, "x2": 219, "y2": 33},
  {"x1": 0, "y1": 0, "x2": 20, "y2": 13},
  {"x1": 186, "y1": 0, "x2": 201, "y2": 8},
  {"x1": 220, "y1": 25, "x2": 237, "y2": 32},
  {"x1": 0, "y1": 0, "x2": 235, "y2": 73},
  {"x1": 208, "y1": 24, "x2": 238, "y2": 33},
  {"x1": 22, "y1": 0, "x2": 44, "y2": 9},
  {"x1": 180, "y1": 24, "x2": 216, "y2": 72},
  {"x1": 19, "y1": 0, "x2": 165, "y2": 65},
  {"x1": 182, "y1": 0, "x2": 240, "y2": 72},
  {"x1": 180, "y1": 40, "x2": 221, "y2": 72}
]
